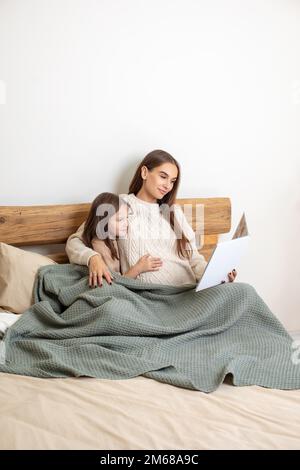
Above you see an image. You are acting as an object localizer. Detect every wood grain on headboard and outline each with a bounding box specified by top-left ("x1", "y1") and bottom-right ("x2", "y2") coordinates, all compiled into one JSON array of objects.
[{"x1": 0, "y1": 197, "x2": 231, "y2": 263}]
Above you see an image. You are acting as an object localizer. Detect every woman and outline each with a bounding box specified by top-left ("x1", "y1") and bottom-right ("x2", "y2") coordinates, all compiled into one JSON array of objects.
[{"x1": 66, "y1": 149, "x2": 237, "y2": 287}]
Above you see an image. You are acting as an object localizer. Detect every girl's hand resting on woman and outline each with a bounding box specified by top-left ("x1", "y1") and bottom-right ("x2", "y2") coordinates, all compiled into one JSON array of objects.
[
  {"x1": 123, "y1": 254, "x2": 163, "y2": 279},
  {"x1": 135, "y1": 254, "x2": 163, "y2": 274}
]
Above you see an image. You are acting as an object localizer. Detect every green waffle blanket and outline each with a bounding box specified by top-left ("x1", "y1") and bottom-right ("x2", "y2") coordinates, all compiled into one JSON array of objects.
[{"x1": 0, "y1": 264, "x2": 299, "y2": 393}]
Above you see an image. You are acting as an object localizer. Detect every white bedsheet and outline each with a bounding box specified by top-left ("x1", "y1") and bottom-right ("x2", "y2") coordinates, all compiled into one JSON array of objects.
[{"x1": 0, "y1": 311, "x2": 20, "y2": 338}]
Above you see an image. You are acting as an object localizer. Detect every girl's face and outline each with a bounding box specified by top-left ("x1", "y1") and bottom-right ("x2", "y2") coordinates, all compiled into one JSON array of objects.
[
  {"x1": 141, "y1": 162, "x2": 178, "y2": 200},
  {"x1": 108, "y1": 203, "x2": 128, "y2": 239}
]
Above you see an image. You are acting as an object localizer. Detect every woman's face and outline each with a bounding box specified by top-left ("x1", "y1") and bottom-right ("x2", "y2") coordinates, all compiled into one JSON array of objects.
[
  {"x1": 141, "y1": 162, "x2": 178, "y2": 200},
  {"x1": 108, "y1": 203, "x2": 128, "y2": 238}
]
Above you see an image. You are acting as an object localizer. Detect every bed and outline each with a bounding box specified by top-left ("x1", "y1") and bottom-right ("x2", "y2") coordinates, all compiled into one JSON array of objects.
[{"x1": 0, "y1": 197, "x2": 299, "y2": 450}]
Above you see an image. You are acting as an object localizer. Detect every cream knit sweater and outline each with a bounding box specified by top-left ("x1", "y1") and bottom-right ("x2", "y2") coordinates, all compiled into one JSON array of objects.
[{"x1": 66, "y1": 193, "x2": 207, "y2": 286}]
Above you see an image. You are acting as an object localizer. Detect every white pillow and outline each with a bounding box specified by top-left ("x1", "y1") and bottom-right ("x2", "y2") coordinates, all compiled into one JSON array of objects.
[{"x1": 0, "y1": 311, "x2": 20, "y2": 338}]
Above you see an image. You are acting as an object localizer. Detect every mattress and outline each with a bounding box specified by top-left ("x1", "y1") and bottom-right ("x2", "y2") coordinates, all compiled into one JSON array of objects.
[{"x1": 0, "y1": 371, "x2": 299, "y2": 450}]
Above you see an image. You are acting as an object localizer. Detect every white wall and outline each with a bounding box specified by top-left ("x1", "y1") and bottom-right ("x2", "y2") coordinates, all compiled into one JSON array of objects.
[{"x1": 0, "y1": 0, "x2": 299, "y2": 331}]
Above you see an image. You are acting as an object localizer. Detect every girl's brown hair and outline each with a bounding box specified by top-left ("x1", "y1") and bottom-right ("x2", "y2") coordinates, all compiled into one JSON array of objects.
[
  {"x1": 129, "y1": 149, "x2": 192, "y2": 259},
  {"x1": 82, "y1": 192, "x2": 125, "y2": 260}
]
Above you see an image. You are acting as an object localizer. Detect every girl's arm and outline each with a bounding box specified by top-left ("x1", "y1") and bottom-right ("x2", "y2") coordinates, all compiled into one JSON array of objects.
[
  {"x1": 123, "y1": 255, "x2": 163, "y2": 279},
  {"x1": 66, "y1": 222, "x2": 101, "y2": 266},
  {"x1": 123, "y1": 265, "x2": 141, "y2": 279},
  {"x1": 66, "y1": 222, "x2": 113, "y2": 287}
]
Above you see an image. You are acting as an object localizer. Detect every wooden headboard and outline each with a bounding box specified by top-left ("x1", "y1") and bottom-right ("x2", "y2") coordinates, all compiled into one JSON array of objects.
[{"x1": 0, "y1": 197, "x2": 231, "y2": 263}]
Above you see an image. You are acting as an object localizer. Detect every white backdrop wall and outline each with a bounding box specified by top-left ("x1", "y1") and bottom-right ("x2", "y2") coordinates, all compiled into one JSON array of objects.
[{"x1": 0, "y1": 0, "x2": 299, "y2": 331}]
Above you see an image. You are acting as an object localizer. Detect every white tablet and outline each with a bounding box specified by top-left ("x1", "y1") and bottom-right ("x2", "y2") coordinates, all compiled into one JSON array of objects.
[
  {"x1": 195, "y1": 212, "x2": 250, "y2": 292},
  {"x1": 195, "y1": 236, "x2": 250, "y2": 291}
]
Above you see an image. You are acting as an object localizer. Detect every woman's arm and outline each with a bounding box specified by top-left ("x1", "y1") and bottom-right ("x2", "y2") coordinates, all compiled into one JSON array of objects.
[
  {"x1": 174, "y1": 205, "x2": 208, "y2": 281},
  {"x1": 174, "y1": 205, "x2": 237, "y2": 283},
  {"x1": 187, "y1": 237, "x2": 208, "y2": 281},
  {"x1": 65, "y1": 222, "x2": 113, "y2": 287}
]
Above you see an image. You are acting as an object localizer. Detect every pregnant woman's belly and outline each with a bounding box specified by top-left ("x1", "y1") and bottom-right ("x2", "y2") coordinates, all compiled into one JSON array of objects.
[{"x1": 118, "y1": 237, "x2": 197, "y2": 286}]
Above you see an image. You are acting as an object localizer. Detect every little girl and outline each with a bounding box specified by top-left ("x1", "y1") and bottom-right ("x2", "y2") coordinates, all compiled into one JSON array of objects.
[{"x1": 82, "y1": 192, "x2": 163, "y2": 286}]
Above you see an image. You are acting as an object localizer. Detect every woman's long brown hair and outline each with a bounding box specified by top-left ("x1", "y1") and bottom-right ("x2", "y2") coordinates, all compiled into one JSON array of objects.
[
  {"x1": 128, "y1": 149, "x2": 192, "y2": 259},
  {"x1": 82, "y1": 192, "x2": 124, "y2": 260}
]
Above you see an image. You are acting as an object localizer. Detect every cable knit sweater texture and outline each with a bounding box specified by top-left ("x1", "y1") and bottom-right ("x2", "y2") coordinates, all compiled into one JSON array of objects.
[{"x1": 66, "y1": 193, "x2": 207, "y2": 286}]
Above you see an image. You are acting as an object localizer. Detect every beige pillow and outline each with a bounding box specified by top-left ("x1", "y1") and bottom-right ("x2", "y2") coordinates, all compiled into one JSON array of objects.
[{"x1": 0, "y1": 243, "x2": 56, "y2": 314}]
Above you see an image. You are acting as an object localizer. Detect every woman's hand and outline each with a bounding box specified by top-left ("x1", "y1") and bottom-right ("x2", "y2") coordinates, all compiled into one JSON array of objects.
[
  {"x1": 88, "y1": 254, "x2": 113, "y2": 288},
  {"x1": 135, "y1": 254, "x2": 163, "y2": 274},
  {"x1": 221, "y1": 269, "x2": 237, "y2": 284},
  {"x1": 228, "y1": 269, "x2": 237, "y2": 282}
]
